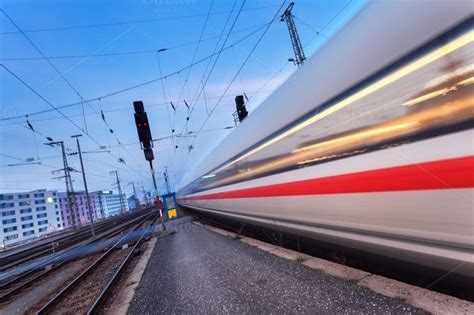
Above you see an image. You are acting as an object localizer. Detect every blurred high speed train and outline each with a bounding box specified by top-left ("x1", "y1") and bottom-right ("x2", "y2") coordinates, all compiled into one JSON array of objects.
[{"x1": 177, "y1": 1, "x2": 474, "y2": 276}]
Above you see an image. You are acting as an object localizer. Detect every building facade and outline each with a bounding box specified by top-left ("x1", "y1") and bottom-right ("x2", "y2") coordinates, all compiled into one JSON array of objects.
[
  {"x1": 0, "y1": 190, "x2": 64, "y2": 248},
  {"x1": 95, "y1": 190, "x2": 129, "y2": 218},
  {"x1": 58, "y1": 191, "x2": 103, "y2": 229}
]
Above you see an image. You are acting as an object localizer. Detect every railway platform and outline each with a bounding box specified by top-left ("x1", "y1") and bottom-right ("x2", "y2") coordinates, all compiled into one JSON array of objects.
[{"x1": 127, "y1": 217, "x2": 426, "y2": 314}]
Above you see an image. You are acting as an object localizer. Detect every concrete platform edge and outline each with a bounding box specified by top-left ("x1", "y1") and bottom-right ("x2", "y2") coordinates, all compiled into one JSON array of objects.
[
  {"x1": 193, "y1": 220, "x2": 474, "y2": 315},
  {"x1": 106, "y1": 236, "x2": 158, "y2": 315}
]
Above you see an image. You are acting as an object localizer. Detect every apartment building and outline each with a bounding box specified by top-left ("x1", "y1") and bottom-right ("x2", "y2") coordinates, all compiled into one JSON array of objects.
[
  {"x1": 0, "y1": 190, "x2": 63, "y2": 248},
  {"x1": 58, "y1": 191, "x2": 103, "y2": 229}
]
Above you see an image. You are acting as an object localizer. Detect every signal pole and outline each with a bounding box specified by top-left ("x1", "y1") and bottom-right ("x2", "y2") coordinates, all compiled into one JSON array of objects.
[
  {"x1": 110, "y1": 170, "x2": 125, "y2": 215},
  {"x1": 71, "y1": 134, "x2": 95, "y2": 236},
  {"x1": 133, "y1": 100, "x2": 166, "y2": 230},
  {"x1": 281, "y1": 2, "x2": 306, "y2": 67}
]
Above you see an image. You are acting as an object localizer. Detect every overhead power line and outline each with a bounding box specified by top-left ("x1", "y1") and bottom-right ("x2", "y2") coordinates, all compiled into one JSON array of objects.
[
  {"x1": 0, "y1": 23, "x2": 270, "y2": 122},
  {"x1": 188, "y1": 0, "x2": 288, "y2": 154},
  {"x1": 1, "y1": 9, "x2": 162, "y2": 180},
  {"x1": 0, "y1": 4, "x2": 279, "y2": 35},
  {"x1": 0, "y1": 23, "x2": 270, "y2": 62},
  {"x1": 0, "y1": 90, "x2": 274, "y2": 128}
]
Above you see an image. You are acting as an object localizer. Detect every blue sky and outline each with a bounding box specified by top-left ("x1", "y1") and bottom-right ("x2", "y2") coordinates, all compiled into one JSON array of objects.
[{"x1": 0, "y1": 0, "x2": 365, "y2": 196}]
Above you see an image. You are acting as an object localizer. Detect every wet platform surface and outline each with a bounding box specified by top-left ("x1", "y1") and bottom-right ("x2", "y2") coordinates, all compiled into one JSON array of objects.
[{"x1": 128, "y1": 217, "x2": 425, "y2": 314}]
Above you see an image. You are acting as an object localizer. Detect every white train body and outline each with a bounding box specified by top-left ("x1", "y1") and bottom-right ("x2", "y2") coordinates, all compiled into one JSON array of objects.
[{"x1": 177, "y1": 1, "x2": 474, "y2": 275}]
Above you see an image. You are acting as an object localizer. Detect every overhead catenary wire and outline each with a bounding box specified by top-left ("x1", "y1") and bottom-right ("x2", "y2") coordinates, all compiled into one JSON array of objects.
[
  {"x1": 0, "y1": 23, "x2": 271, "y2": 122},
  {"x1": 1, "y1": 9, "x2": 148, "y2": 179},
  {"x1": 0, "y1": 23, "x2": 271, "y2": 62},
  {"x1": 184, "y1": 1, "x2": 288, "y2": 167},
  {"x1": 0, "y1": 4, "x2": 280, "y2": 35},
  {"x1": 168, "y1": 0, "x2": 244, "y2": 168}
]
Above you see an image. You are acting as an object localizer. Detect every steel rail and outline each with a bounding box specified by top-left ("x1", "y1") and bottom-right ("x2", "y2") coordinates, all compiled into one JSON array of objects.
[
  {"x1": 87, "y1": 215, "x2": 159, "y2": 314},
  {"x1": 34, "y1": 213, "x2": 156, "y2": 314},
  {"x1": 0, "y1": 210, "x2": 154, "y2": 303},
  {"x1": 0, "y1": 207, "x2": 153, "y2": 272}
]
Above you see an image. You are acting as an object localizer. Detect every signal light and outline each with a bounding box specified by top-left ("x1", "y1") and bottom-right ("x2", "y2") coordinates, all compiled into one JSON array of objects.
[
  {"x1": 235, "y1": 95, "x2": 248, "y2": 122},
  {"x1": 133, "y1": 101, "x2": 154, "y2": 161}
]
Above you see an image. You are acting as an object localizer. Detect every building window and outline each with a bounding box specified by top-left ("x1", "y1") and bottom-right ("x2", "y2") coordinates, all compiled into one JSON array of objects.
[
  {"x1": 36, "y1": 206, "x2": 47, "y2": 211},
  {"x1": 38, "y1": 227, "x2": 47, "y2": 233},
  {"x1": 18, "y1": 194, "x2": 30, "y2": 199},
  {"x1": 19, "y1": 201, "x2": 31, "y2": 206},
  {"x1": 35, "y1": 200, "x2": 46, "y2": 205},
  {"x1": 0, "y1": 195, "x2": 13, "y2": 200},
  {"x1": 23, "y1": 230, "x2": 35, "y2": 236},
  {"x1": 34, "y1": 193, "x2": 45, "y2": 198},
  {"x1": 57, "y1": 224, "x2": 61, "y2": 228},
  {"x1": 38, "y1": 220, "x2": 48, "y2": 225},
  {"x1": 0, "y1": 203, "x2": 14, "y2": 209},
  {"x1": 20, "y1": 208, "x2": 32, "y2": 214},
  {"x1": 21, "y1": 215, "x2": 33, "y2": 221},
  {"x1": 56, "y1": 217, "x2": 60, "y2": 222},
  {"x1": 2, "y1": 218, "x2": 16, "y2": 224},
  {"x1": 37, "y1": 213, "x2": 47, "y2": 219},
  {"x1": 22, "y1": 223, "x2": 34, "y2": 229},
  {"x1": 5, "y1": 234, "x2": 18, "y2": 240},
  {"x1": 55, "y1": 205, "x2": 58, "y2": 209},
  {"x1": 3, "y1": 226, "x2": 17, "y2": 233},
  {"x1": 1, "y1": 210, "x2": 15, "y2": 216}
]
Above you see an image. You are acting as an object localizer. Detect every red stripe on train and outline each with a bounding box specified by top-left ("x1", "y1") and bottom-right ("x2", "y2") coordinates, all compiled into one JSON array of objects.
[{"x1": 187, "y1": 156, "x2": 474, "y2": 200}]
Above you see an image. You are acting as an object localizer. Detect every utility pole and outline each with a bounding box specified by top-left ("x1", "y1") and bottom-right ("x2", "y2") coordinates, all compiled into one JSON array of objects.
[
  {"x1": 129, "y1": 182, "x2": 140, "y2": 209},
  {"x1": 110, "y1": 170, "x2": 125, "y2": 215},
  {"x1": 46, "y1": 141, "x2": 79, "y2": 228},
  {"x1": 164, "y1": 168, "x2": 171, "y2": 194},
  {"x1": 281, "y1": 2, "x2": 306, "y2": 67},
  {"x1": 71, "y1": 134, "x2": 95, "y2": 236}
]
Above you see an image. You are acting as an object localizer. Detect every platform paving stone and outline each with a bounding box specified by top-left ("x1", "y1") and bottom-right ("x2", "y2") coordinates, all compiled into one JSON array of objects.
[{"x1": 128, "y1": 217, "x2": 426, "y2": 314}]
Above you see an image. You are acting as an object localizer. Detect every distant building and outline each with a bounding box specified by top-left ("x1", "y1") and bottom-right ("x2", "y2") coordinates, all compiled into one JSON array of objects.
[
  {"x1": 58, "y1": 191, "x2": 102, "y2": 229},
  {"x1": 127, "y1": 195, "x2": 140, "y2": 211},
  {"x1": 0, "y1": 190, "x2": 64, "y2": 248},
  {"x1": 94, "y1": 190, "x2": 129, "y2": 218}
]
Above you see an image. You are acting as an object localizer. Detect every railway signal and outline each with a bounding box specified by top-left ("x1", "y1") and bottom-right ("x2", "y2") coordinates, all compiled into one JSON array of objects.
[
  {"x1": 235, "y1": 95, "x2": 248, "y2": 123},
  {"x1": 132, "y1": 100, "x2": 166, "y2": 230}
]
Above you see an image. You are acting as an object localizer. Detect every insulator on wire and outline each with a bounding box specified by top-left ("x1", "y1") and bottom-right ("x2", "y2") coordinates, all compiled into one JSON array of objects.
[
  {"x1": 46, "y1": 137, "x2": 53, "y2": 142},
  {"x1": 26, "y1": 119, "x2": 34, "y2": 131},
  {"x1": 184, "y1": 100, "x2": 190, "y2": 109},
  {"x1": 170, "y1": 102, "x2": 176, "y2": 111},
  {"x1": 109, "y1": 129, "x2": 114, "y2": 134},
  {"x1": 101, "y1": 110, "x2": 106, "y2": 121}
]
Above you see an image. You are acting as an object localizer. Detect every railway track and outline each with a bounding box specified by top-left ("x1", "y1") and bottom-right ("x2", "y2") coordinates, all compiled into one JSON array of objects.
[
  {"x1": 0, "y1": 210, "x2": 156, "y2": 304},
  {"x1": 0, "y1": 207, "x2": 154, "y2": 272},
  {"x1": 33, "y1": 214, "x2": 158, "y2": 314}
]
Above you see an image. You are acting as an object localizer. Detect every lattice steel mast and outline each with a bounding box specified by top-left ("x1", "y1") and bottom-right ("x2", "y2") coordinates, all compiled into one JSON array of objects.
[{"x1": 281, "y1": 2, "x2": 306, "y2": 67}]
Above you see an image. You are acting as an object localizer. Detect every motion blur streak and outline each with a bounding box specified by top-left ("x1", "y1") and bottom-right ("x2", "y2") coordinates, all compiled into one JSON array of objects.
[
  {"x1": 178, "y1": 2, "x2": 474, "y2": 276},
  {"x1": 214, "y1": 30, "x2": 473, "y2": 174}
]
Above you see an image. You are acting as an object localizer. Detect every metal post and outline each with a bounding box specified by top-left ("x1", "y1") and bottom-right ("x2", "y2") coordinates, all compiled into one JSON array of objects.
[
  {"x1": 72, "y1": 134, "x2": 95, "y2": 236},
  {"x1": 47, "y1": 141, "x2": 79, "y2": 228},
  {"x1": 149, "y1": 160, "x2": 166, "y2": 230},
  {"x1": 110, "y1": 171, "x2": 125, "y2": 215},
  {"x1": 131, "y1": 182, "x2": 140, "y2": 209}
]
